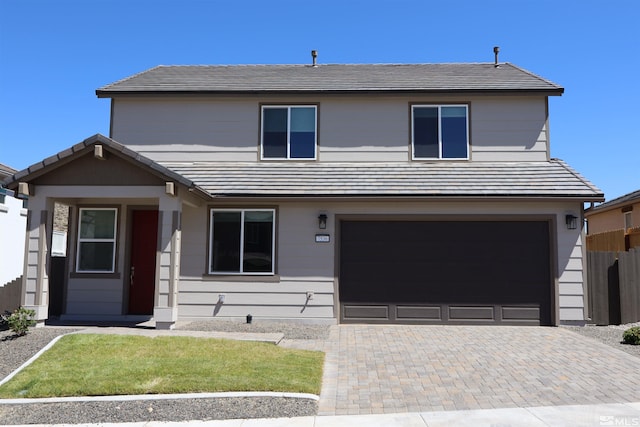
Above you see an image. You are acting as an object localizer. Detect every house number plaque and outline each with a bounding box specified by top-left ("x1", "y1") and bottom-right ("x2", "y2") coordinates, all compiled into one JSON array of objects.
[{"x1": 315, "y1": 234, "x2": 330, "y2": 243}]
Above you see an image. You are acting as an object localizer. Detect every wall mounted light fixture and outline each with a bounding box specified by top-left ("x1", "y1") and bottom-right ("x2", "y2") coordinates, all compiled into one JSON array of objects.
[
  {"x1": 318, "y1": 213, "x2": 328, "y2": 229},
  {"x1": 565, "y1": 214, "x2": 578, "y2": 230}
]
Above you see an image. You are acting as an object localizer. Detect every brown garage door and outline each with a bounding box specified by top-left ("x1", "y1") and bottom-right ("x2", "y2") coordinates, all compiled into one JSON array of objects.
[{"x1": 339, "y1": 220, "x2": 552, "y2": 325}]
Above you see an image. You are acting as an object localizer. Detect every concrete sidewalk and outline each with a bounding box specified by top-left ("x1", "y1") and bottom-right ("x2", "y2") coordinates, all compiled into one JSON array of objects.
[{"x1": 13, "y1": 401, "x2": 640, "y2": 426}]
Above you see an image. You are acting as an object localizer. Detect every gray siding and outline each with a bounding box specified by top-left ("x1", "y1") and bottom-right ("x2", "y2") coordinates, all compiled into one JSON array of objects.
[
  {"x1": 177, "y1": 200, "x2": 584, "y2": 324},
  {"x1": 318, "y1": 98, "x2": 408, "y2": 162},
  {"x1": 178, "y1": 204, "x2": 336, "y2": 321},
  {"x1": 20, "y1": 185, "x2": 586, "y2": 324},
  {"x1": 112, "y1": 98, "x2": 259, "y2": 162},
  {"x1": 470, "y1": 98, "x2": 548, "y2": 161},
  {"x1": 66, "y1": 278, "x2": 123, "y2": 316},
  {"x1": 557, "y1": 242, "x2": 587, "y2": 321},
  {"x1": 111, "y1": 95, "x2": 549, "y2": 163}
]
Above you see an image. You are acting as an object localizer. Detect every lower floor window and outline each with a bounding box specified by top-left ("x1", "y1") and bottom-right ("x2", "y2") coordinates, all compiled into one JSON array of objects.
[
  {"x1": 209, "y1": 209, "x2": 275, "y2": 274},
  {"x1": 76, "y1": 208, "x2": 117, "y2": 273}
]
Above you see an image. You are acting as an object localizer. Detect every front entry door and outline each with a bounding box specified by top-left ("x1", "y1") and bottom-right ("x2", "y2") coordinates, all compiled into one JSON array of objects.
[{"x1": 128, "y1": 210, "x2": 158, "y2": 315}]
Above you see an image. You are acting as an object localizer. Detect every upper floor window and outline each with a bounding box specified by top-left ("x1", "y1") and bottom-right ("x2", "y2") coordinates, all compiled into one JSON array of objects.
[
  {"x1": 76, "y1": 208, "x2": 117, "y2": 273},
  {"x1": 209, "y1": 209, "x2": 275, "y2": 275},
  {"x1": 624, "y1": 211, "x2": 633, "y2": 231},
  {"x1": 412, "y1": 105, "x2": 469, "y2": 160},
  {"x1": 261, "y1": 105, "x2": 317, "y2": 160}
]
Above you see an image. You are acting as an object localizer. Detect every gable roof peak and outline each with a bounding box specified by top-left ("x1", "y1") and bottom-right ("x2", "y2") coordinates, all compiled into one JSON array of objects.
[{"x1": 2, "y1": 133, "x2": 209, "y2": 200}]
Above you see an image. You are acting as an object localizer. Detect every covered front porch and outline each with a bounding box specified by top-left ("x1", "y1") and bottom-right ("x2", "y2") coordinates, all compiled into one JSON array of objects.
[{"x1": 4, "y1": 135, "x2": 210, "y2": 329}]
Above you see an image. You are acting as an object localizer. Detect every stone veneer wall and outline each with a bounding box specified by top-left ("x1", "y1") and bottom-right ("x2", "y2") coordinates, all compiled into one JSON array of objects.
[{"x1": 53, "y1": 203, "x2": 69, "y2": 232}]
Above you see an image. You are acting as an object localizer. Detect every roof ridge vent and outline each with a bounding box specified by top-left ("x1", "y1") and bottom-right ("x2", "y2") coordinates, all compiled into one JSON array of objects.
[
  {"x1": 311, "y1": 50, "x2": 318, "y2": 67},
  {"x1": 493, "y1": 46, "x2": 500, "y2": 67}
]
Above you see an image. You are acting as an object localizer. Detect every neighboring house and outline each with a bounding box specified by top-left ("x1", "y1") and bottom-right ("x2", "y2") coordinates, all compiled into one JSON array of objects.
[
  {"x1": 585, "y1": 189, "x2": 640, "y2": 234},
  {"x1": 0, "y1": 163, "x2": 27, "y2": 313},
  {"x1": 2, "y1": 56, "x2": 604, "y2": 328}
]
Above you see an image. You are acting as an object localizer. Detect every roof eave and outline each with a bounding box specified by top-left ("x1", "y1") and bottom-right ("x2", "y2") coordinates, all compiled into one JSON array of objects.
[
  {"x1": 96, "y1": 88, "x2": 564, "y2": 98},
  {"x1": 207, "y1": 193, "x2": 603, "y2": 201},
  {"x1": 585, "y1": 198, "x2": 640, "y2": 216}
]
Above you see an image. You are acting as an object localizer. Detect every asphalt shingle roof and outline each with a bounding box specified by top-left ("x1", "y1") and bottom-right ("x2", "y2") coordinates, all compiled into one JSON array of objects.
[
  {"x1": 97, "y1": 63, "x2": 563, "y2": 95},
  {"x1": 1, "y1": 135, "x2": 209, "y2": 199},
  {"x1": 586, "y1": 188, "x2": 640, "y2": 213},
  {"x1": 162, "y1": 159, "x2": 602, "y2": 199},
  {"x1": 3, "y1": 135, "x2": 601, "y2": 201},
  {"x1": 0, "y1": 163, "x2": 17, "y2": 180}
]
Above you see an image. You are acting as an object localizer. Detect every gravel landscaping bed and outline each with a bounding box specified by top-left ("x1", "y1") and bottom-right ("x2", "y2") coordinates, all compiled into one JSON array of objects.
[
  {"x1": 0, "y1": 327, "x2": 80, "y2": 379},
  {"x1": 0, "y1": 323, "x2": 323, "y2": 425},
  {"x1": 0, "y1": 397, "x2": 317, "y2": 425},
  {"x1": 563, "y1": 322, "x2": 640, "y2": 359}
]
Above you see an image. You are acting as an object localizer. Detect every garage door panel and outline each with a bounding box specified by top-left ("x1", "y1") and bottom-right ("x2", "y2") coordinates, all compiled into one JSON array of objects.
[
  {"x1": 339, "y1": 220, "x2": 552, "y2": 325},
  {"x1": 449, "y1": 306, "x2": 495, "y2": 320},
  {"x1": 396, "y1": 305, "x2": 442, "y2": 320},
  {"x1": 341, "y1": 303, "x2": 544, "y2": 324},
  {"x1": 343, "y1": 305, "x2": 389, "y2": 319},
  {"x1": 341, "y1": 278, "x2": 548, "y2": 305},
  {"x1": 502, "y1": 306, "x2": 540, "y2": 320}
]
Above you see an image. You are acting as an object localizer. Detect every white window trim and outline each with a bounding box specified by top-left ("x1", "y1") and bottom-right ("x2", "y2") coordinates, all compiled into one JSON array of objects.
[
  {"x1": 260, "y1": 105, "x2": 317, "y2": 160},
  {"x1": 411, "y1": 104, "x2": 469, "y2": 160},
  {"x1": 76, "y1": 207, "x2": 117, "y2": 273},
  {"x1": 209, "y1": 208, "x2": 276, "y2": 275}
]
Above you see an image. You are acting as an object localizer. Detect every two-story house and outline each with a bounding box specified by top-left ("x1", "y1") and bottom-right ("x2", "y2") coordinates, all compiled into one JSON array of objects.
[{"x1": 3, "y1": 56, "x2": 604, "y2": 329}]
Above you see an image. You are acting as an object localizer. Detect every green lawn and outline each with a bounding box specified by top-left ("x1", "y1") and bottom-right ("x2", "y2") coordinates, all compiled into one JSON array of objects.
[{"x1": 0, "y1": 334, "x2": 324, "y2": 398}]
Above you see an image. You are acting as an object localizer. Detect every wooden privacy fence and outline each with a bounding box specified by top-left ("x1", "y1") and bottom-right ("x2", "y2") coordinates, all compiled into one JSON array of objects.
[
  {"x1": 586, "y1": 227, "x2": 640, "y2": 252},
  {"x1": 630, "y1": 227, "x2": 640, "y2": 249},
  {"x1": 587, "y1": 248, "x2": 640, "y2": 325}
]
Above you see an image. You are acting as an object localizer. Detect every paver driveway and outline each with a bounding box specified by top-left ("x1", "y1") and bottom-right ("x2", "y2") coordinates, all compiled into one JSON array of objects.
[{"x1": 287, "y1": 325, "x2": 640, "y2": 416}]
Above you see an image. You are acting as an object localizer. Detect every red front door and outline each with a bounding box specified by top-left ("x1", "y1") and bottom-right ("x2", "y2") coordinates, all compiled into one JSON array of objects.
[{"x1": 128, "y1": 210, "x2": 158, "y2": 315}]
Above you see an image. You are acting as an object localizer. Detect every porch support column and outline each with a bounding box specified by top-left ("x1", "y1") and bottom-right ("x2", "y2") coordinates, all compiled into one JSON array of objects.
[
  {"x1": 22, "y1": 196, "x2": 53, "y2": 326},
  {"x1": 154, "y1": 196, "x2": 181, "y2": 330}
]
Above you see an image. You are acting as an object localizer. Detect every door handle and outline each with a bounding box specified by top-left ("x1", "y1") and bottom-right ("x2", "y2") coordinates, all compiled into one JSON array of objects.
[{"x1": 130, "y1": 266, "x2": 135, "y2": 285}]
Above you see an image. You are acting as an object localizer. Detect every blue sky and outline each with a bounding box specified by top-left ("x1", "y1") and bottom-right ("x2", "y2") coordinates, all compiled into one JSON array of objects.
[{"x1": 0, "y1": 0, "x2": 638, "y2": 200}]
